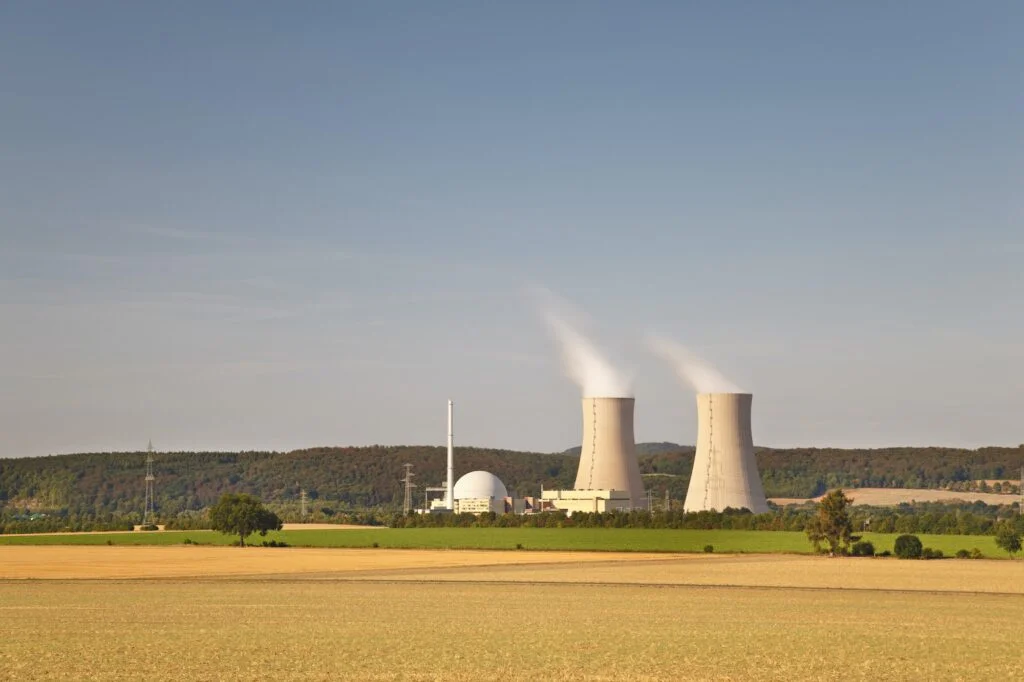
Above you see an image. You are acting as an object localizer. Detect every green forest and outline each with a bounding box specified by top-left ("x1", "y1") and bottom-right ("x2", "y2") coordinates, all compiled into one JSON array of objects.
[{"x1": 1, "y1": 443, "x2": 1021, "y2": 532}]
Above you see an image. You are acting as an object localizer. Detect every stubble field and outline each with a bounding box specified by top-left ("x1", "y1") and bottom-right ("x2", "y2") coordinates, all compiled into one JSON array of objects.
[{"x1": 1, "y1": 546, "x2": 1022, "y2": 681}]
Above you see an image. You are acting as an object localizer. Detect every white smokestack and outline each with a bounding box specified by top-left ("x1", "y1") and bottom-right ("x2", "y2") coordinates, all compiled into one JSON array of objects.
[{"x1": 446, "y1": 399, "x2": 454, "y2": 510}]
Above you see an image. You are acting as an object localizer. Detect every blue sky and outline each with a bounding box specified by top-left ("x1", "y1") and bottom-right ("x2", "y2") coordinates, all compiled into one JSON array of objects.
[{"x1": 1, "y1": 2, "x2": 1022, "y2": 457}]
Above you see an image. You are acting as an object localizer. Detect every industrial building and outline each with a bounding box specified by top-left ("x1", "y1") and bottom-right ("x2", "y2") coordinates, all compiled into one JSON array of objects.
[
  {"x1": 540, "y1": 488, "x2": 633, "y2": 514},
  {"x1": 683, "y1": 392, "x2": 769, "y2": 513}
]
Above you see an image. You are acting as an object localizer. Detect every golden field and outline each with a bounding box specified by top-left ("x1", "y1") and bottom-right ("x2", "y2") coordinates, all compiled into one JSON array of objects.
[
  {"x1": 771, "y1": 487, "x2": 1019, "y2": 506},
  {"x1": 1, "y1": 547, "x2": 1022, "y2": 681}
]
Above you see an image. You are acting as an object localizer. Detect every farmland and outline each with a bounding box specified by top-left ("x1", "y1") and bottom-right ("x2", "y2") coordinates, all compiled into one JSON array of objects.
[
  {"x1": 0, "y1": 547, "x2": 1022, "y2": 680},
  {"x1": 771, "y1": 487, "x2": 1020, "y2": 506},
  {"x1": 0, "y1": 526, "x2": 1009, "y2": 558}
]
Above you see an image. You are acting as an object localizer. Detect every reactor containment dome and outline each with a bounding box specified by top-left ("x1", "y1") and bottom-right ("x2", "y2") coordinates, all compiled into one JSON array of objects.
[{"x1": 453, "y1": 471, "x2": 508, "y2": 501}]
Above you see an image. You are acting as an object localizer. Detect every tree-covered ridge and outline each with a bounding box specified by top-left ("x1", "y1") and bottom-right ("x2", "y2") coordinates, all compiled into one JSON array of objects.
[
  {"x1": 1, "y1": 444, "x2": 1021, "y2": 524},
  {"x1": 641, "y1": 445, "x2": 1024, "y2": 499},
  {"x1": 0, "y1": 446, "x2": 578, "y2": 519}
]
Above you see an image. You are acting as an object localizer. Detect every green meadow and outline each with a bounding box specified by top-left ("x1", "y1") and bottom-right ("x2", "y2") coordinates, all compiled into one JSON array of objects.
[{"x1": 0, "y1": 527, "x2": 1006, "y2": 557}]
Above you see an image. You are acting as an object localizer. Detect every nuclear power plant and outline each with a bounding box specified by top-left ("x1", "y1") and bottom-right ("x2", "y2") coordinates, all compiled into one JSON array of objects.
[
  {"x1": 414, "y1": 322, "x2": 769, "y2": 517},
  {"x1": 683, "y1": 393, "x2": 769, "y2": 513},
  {"x1": 419, "y1": 391, "x2": 770, "y2": 517}
]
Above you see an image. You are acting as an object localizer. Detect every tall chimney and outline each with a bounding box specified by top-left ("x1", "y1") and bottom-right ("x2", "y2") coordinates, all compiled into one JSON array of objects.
[
  {"x1": 683, "y1": 393, "x2": 769, "y2": 513},
  {"x1": 445, "y1": 399, "x2": 454, "y2": 510}
]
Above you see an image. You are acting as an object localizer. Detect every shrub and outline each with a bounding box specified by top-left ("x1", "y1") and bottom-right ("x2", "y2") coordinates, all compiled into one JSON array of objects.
[
  {"x1": 260, "y1": 540, "x2": 289, "y2": 548},
  {"x1": 955, "y1": 549, "x2": 971, "y2": 559},
  {"x1": 878, "y1": 550, "x2": 891, "y2": 557},
  {"x1": 894, "y1": 534, "x2": 923, "y2": 559},
  {"x1": 921, "y1": 547, "x2": 943, "y2": 560},
  {"x1": 140, "y1": 524, "x2": 159, "y2": 531},
  {"x1": 516, "y1": 543, "x2": 524, "y2": 550},
  {"x1": 372, "y1": 542, "x2": 379, "y2": 548},
  {"x1": 970, "y1": 548, "x2": 984, "y2": 560},
  {"x1": 850, "y1": 541, "x2": 875, "y2": 557},
  {"x1": 703, "y1": 545, "x2": 714, "y2": 553}
]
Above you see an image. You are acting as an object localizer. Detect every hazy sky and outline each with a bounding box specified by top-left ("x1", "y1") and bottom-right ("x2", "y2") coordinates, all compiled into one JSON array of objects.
[{"x1": 2, "y1": 3, "x2": 1022, "y2": 457}]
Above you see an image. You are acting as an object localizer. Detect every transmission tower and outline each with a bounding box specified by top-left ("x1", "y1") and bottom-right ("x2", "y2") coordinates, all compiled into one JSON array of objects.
[
  {"x1": 142, "y1": 441, "x2": 156, "y2": 526},
  {"x1": 300, "y1": 488, "x2": 308, "y2": 519},
  {"x1": 401, "y1": 464, "x2": 416, "y2": 514}
]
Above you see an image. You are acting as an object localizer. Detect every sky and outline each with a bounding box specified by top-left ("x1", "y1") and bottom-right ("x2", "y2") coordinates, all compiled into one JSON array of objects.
[{"x1": 1, "y1": 2, "x2": 1022, "y2": 457}]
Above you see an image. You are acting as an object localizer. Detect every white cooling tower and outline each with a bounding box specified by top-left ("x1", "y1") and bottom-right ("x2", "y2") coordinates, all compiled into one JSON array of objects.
[
  {"x1": 575, "y1": 397, "x2": 645, "y2": 505},
  {"x1": 683, "y1": 393, "x2": 769, "y2": 513}
]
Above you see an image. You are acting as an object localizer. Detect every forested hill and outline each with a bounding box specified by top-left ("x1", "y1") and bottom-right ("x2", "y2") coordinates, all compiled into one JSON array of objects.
[{"x1": 1, "y1": 444, "x2": 1022, "y2": 521}]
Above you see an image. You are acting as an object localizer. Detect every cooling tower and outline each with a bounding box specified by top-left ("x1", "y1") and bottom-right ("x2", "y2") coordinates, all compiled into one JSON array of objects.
[
  {"x1": 683, "y1": 393, "x2": 769, "y2": 513},
  {"x1": 575, "y1": 397, "x2": 645, "y2": 505}
]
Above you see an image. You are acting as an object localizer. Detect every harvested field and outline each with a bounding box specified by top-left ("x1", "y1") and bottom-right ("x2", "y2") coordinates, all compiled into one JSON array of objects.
[
  {"x1": 0, "y1": 546, "x2": 673, "y2": 580},
  {"x1": 0, "y1": 547, "x2": 1021, "y2": 681},
  {"x1": 280, "y1": 523, "x2": 379, "y2": 530},
  {"x1": 771, "y1": 487, "x2": 1019, "y2": 506}
]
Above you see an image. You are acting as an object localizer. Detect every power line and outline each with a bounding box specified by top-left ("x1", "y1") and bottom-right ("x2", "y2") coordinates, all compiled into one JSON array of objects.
[{"x1": 399, "y1": 462, "x2": 415, "y2": 509}]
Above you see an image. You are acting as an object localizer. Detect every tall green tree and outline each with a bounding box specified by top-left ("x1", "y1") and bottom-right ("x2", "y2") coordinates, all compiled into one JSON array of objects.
[
  {"x1": 805, "y1": 488, "x2": 853, "y2": 556},
  {"x1": 209, "y1": 493, "x2": 282, "y2": 547},
  {"x1": 994, "y1": 522, "x2": 1022, "y2": 558}
]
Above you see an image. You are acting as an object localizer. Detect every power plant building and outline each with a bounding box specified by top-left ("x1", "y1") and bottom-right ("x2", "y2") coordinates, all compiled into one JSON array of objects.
[
  {"x1": 540, "y1": 488, "x2": 633, "y2": 514},
  {"x1": 683, "y1": 393, "x2": 769, "y2": 513}
]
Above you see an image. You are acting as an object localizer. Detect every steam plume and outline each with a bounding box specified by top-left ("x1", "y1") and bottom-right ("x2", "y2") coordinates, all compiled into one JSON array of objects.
[
  {"x1": 647, "y1": 334, "x2": 742, "y2": 394},
  {"x1": 533, "y1": 288, "x2": 631, "y2": 397}
]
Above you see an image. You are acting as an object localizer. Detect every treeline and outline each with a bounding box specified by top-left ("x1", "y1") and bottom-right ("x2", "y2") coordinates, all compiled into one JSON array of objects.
[
  {"x1": 1, "y1": 444, "x2": 1021, "y2": 527},
  {"x1": 386, "y1": 500, "x2": 1024, "y2": 537},
  {"x1": 0, "y1": 446, "x2": 577, "y2": 522},
  {"x1": 3, "y1": 498, "x2": 1021, "y2": 538},
  {"x1": 641, "y1": 446, "x2": 1024, "y2": 499},
  {"x1": 112, "y1": 502, "x2": 1024, "y2": 538}
]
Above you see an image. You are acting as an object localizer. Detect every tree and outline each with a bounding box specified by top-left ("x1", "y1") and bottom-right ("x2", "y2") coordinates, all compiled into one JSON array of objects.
[
  {"x1": 805, "y1": 488, "x2": 853, "y2": 556},
  {"x1": 994, "y1": 522, "x2": 1022, "y2": 558},
  {"x1": 209, "y1": 493, "x2": 282, "y2": 547},
  {"x1": 894, "y1": 534, "x2": 923, "y2": 559}
]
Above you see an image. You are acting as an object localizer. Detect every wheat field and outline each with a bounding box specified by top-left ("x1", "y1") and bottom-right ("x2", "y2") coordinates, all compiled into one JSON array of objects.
[{"x1": 1, "y1": 547, "x2": 1021, "y2": 680}]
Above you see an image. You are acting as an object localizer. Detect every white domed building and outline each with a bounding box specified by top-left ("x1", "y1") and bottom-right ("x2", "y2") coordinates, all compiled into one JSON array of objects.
[{"x1": 452, "y1": 470, "x2": 508, "y2": 514}]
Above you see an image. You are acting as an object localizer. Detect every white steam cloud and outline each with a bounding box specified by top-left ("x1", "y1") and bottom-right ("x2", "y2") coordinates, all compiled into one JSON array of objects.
[
  {"x1": 647, "y1": 334, "x2": 743, "y2": 394},
  {"x1": 534, "y1": 289, "x2": 631, "y2": 397}
]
